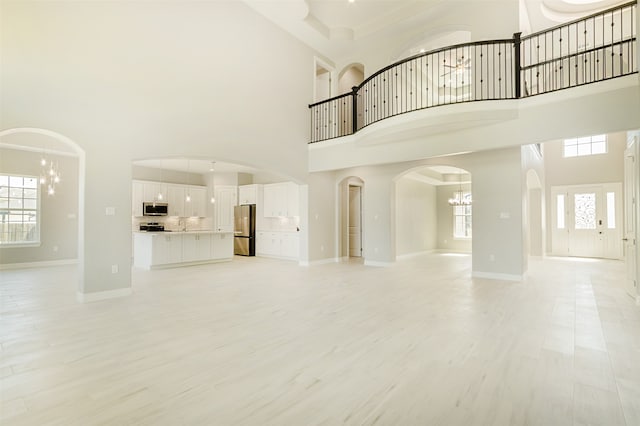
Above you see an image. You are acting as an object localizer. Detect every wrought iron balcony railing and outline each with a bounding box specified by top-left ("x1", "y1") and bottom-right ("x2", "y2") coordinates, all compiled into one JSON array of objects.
[{"x1": 309, "y1": 1, "x2": 637, "y2": 144}]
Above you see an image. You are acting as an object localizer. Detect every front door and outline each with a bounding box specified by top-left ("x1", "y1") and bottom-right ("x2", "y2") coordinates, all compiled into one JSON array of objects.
[{"x1": 552, "y1": 184, "x2": 622, "y2": 259}]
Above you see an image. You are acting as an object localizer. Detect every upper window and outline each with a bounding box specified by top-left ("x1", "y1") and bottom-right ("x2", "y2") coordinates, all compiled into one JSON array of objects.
[
  {"x1": 0, "y1": 174, "x2": 40, "y2": 245},
  {"x1": 563, "y1": 134, "x2": 607, "y2": 157}
]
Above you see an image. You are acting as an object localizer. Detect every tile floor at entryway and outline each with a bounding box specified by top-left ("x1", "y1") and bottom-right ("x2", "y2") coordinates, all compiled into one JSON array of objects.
[{"x1": 1, "y1": 254, "x2": 639, "y2": 425}]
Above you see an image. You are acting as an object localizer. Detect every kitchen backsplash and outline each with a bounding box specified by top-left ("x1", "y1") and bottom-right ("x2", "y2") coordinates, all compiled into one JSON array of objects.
[
  {"x1": 259, "y1": 216, "x2": 300, "y2": 232},
  {"x1": 132, "y1": 216, "x2": 213, "y2": 232}
]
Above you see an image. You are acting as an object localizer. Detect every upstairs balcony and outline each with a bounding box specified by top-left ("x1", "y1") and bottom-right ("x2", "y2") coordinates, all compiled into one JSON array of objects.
[{"x1": 309, "y1": 1, "x2": 637, "y2": 145}]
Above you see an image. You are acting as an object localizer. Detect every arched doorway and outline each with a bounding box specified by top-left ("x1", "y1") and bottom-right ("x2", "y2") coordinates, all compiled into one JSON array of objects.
[
  {"x1": 394, "y1": 165, "x2": 472, "y2": 258},
  {"x1": 338, "y1": 176, "x2": 364, "y2": 260},
  {"x1": 0, "y1": 128, "x2": 85, "y2": 296},
  {"x1": 338, "y1": 63, "x2": 364, "y2": 94}
]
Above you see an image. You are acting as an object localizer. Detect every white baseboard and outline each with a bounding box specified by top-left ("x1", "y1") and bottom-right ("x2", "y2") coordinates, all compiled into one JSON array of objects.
[
  {"x1": 77, "y1": 287, "x2": 133, "y2": 303},
  {"x1": 364, "y1": 260, "x2": 394, "y2": 267},
  {"x1": 299, "y1": 258, "x2": 339, "y2": 266},
  {"x1": 396, "y1": 250, "x2": 435, "y2": 259},
  {"x1": 472, "y1": 271, "x2": 523, "y2": 282},
  {"x1": 0, "y1": 259, "x2": 78, "y2": 270}
]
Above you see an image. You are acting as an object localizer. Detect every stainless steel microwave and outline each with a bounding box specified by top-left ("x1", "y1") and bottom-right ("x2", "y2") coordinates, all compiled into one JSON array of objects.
[{"x1": 143, "y1": 202, "x2": 168, "y2": 216}]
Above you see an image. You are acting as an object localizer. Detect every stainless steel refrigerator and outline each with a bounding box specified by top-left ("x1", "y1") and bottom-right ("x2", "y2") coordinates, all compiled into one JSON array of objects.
[{"x1": 234, "y1": 204, "x2": 256, "y2": 256}]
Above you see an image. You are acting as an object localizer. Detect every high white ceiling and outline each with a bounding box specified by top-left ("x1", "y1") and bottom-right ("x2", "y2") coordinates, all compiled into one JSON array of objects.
[{"x1": 243, "y1": 0, "x2": 626, "y2": 61}]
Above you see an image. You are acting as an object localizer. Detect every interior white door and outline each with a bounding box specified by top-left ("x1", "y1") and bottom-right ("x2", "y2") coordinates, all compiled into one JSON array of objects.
[
  {"x1": 348, "y1": 185, "x2": 362, "y2": 257},
  {"x1": 624, "y1": 145, "x2": 637, "y2": 298}
]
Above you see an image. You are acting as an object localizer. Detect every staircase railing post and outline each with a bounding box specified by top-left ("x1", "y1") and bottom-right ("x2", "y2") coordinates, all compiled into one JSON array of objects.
[
  {"x1": 514, "y1": 32, "x2": 522, "y2": 99},
  {"x1": 351, "y1": 86, "x2": 359, "y2": 135}
]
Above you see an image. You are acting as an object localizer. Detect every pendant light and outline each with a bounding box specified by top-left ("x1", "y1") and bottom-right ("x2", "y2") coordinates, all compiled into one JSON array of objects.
[
  {"x1": 448, "y1": 170, "x2": 471, "y2": 207},
  {"x1": 39, "y1": 152, "x2": 61, "y2": 196},
  {"x1": 210, "y1": 161, "x2": 216, "y2": 204},
  {"x1": 157, "y1": 159, "x2": 164, "y2": 201},
  {"x1": 185, "y1": 159, "x2": 191, "y2": 203}
]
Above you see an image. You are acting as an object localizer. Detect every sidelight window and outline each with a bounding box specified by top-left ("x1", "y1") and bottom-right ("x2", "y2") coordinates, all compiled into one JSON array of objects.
[{"x1": 0, "y1": 174, "x2": 40, "y2": 245}]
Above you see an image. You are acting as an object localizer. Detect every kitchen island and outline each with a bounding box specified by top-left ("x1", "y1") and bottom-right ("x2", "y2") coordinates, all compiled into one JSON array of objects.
[{"x1": 133, "y1": 230, "x2": 233, "y2": 270}]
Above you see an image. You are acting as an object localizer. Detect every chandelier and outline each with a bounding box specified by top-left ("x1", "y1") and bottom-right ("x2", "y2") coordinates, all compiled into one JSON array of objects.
[
  {"x1": 39, "y1": 156, "x2": 61, "y2": 196},
  {"x1": 448, "y1": 171, "x2": 471, "y2": 206}
]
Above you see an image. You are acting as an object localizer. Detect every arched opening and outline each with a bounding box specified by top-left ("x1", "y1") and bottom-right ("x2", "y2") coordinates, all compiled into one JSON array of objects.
[
  {"x1": 338, "y1": 63, "x2": 364, "y2": 94},
  {"x1": 338, "y1": 176, "x2": 364, "y2": 260},
  {"x1": 394, "y1": 165, "x2": 472, "y2": 258},
  {"x1": 0, "y1": 128, "x2": 85, "y2": 296}
]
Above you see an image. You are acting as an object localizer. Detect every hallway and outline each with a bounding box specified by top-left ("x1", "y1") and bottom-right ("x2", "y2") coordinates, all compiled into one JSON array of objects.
[{"x1": 1, "y1": 254, "x2": 639, "y2": 425}]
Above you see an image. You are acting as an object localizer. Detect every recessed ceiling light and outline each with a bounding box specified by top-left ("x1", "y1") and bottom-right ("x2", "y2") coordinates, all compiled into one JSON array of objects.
[{"x1": 348, "y1": 0, "x2": 355, "y2": 3}]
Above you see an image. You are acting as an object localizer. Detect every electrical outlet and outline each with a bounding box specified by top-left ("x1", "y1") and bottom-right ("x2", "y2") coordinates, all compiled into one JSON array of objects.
[
  {"x1": 53, "y1": 245, "x2": 58, "y2": 252},
  {"x1": 111, "y1": 264, "x2": 119, "y2": 274},
  {"x1": 489, "y1": 254, "x2": 495, "y2": 262}
]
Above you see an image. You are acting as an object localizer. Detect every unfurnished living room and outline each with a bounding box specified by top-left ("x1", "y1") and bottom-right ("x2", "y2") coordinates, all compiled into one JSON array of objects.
[{"x1": 1, "y1": 0, "x2": 640, "y2": 425}]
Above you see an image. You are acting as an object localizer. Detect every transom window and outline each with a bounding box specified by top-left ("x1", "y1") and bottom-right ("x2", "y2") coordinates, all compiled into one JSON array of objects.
[
  {"x1": 563, "y1": 134, "x2": 607, "y2": 157},
  {"x1": 0, "y1": 174, "x2": 40, "y2": 245},
  {"x1": 453, "y1": 192, "x2": 472, "y2": 238}
]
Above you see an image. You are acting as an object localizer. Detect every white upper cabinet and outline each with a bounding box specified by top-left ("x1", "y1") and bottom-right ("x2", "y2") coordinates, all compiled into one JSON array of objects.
[
  {"x1": 238, "y1": 184, "x2": 259, "y2": 205},
  {"x1": 263, "y1": 182, "x2": 299, "y2": 217},
  {"x1": 143, "y1": 182, "x2": 167, "y2": 203},
  {"x1": 133, "y1": 180, "x2": 207, "y2": 217},
  {"x1": 185, "y1": 186, "x2": 207, "y2": 217},
  {"x1": 167, "y1": 185, "x2": 185, "y2": 217},
  {"x1": 214, "y1": 185, "x2": 237, "y2": 232}
]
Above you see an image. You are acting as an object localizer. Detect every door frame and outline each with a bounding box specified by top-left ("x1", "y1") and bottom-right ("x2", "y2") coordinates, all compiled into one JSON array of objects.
[
  {"x1": 348, "y1": 184, "x2": 363, "y2": 257},
  {"x1": 551, "y1": 183, "x2": 623, "y2": 259}
]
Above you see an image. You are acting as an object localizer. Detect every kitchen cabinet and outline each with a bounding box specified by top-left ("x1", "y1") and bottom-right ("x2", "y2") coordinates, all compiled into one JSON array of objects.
[
  {"x1": 238, "y1": 184, "x2": 259, "y2": 205},
  {"x1": 132, "y1": 181, "x2": 144, "y2": 216},
  {"x1": 183, "y1": 233, "x2": 211, "y2": 262},
  {"x1": 214, "y1": 185, "x2": 237, "y2": 232},
  {"x1": 134, "y1": 231, "x2": 232, "y2": 269},
  {"x1": 138, "y1": 232, "x2": 182, "y2": 266},
  {"x1": 256, "y1": 231, "x2": 299, "y2": 260},
  {"x1": 132, "y1": 180, "x2": 207, "y2": 217},
  {"x1": 167, "y1": 185, "x2": 185, "y2": 217},
  {"x1": 185, "y1": 186, "x2": 207, "y2": 217},
  {"x1": 143, "y1": 182, "x2": 167, "y2": 203},
  {"x1": 211, "y1": 233, "x2": 233, "y2": 260},
  {"x1": 262, "y1": 182, "x2": 299, "y2": 217}
]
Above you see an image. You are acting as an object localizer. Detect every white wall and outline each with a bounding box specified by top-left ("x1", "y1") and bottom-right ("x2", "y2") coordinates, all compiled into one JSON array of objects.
[
  {"x1": 0, "y1": 1, "x2": 317, "y2": 296},
  {"x1": 395, "y1": 177, "x2": 437, "y2": 256},
  {"x1": 318, "y1": 147, "x2": 526, "y2": 277},
  {"x1": 306, "y1": 171, "x2": 337, "y2": 263},
  {"x1": 0, "y1": 148, "x2": 79, "y2": 265}
]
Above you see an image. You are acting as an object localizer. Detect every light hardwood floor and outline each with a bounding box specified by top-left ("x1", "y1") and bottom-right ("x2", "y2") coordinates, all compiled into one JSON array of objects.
[{"x1": 1, "y1": 254, "x2": 639, "y2": 425}]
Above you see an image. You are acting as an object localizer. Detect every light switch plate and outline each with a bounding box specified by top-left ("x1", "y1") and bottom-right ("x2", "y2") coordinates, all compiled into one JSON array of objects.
[{"x1": 106, "y1": 207, "x2": 116, "y2": 216}]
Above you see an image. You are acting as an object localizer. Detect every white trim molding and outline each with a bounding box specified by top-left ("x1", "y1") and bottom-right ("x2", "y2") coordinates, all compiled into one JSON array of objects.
[
  {"x1": 0, "y1": 259, "x2": 78, "y2": 270},
  {"x1": 77, "y1": 287, "x2": 133, "y2": 303},
  {"x1": 472, "y1": 271, "x2": 523, "y2": 282}
]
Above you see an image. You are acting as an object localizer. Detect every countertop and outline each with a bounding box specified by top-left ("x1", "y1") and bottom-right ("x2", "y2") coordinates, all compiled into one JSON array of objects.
[{"x1": 134, "y1": 230, "x2": 232, "y2": 235}]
